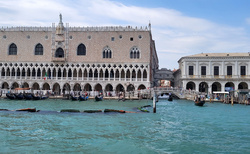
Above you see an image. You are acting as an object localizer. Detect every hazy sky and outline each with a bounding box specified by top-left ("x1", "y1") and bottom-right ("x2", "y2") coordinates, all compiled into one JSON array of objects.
[{"x1": 1, "y1": 0, "x2": 250, "y2": 69}]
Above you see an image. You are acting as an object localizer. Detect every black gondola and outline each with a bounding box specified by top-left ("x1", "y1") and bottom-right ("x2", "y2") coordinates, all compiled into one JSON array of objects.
[
  {"x1": 79, "y1": 95, "x2": 88, "y2": 101},
  {"x1": 31, "y1": 94, "x2": 41, "y2": 100},
  {"x1": 194, "y1": 100, "x2": 205, "y2": 106},
  {"x1": 14, "y1": 93, "x2": 24, "y2": 100},
  {"x1": 6, "y1": 93, "x2": 16, "y2": 100},
  {"x1": 23, "y1": 93, "x2": 33, "y2": 100},
  {"x1": 95, "y1": 95, "x2": 103, "y2": 101},
  {"x1": 71, "y1": 95, "x2": 78, "y2": 101}
]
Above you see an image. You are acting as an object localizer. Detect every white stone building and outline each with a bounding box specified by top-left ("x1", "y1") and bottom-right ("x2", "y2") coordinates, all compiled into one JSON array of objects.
[
  {"x1": 177, "y1": 53, "x2": 250, "y2": 95},
  {"x1": 0, "y1": 15, "x2": 158, "y2": 96}
]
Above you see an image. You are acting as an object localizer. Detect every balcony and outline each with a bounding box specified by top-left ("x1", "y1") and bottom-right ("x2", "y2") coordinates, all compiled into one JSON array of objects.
[{"x1": 52, "y1": 57, "x2": 66, "y2": 62}]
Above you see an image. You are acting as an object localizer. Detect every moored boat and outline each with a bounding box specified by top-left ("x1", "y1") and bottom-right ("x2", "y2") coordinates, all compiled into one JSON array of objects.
[
  {"x1": 79, "y1": 95, "x2": 88, "y2": 101},
  {"x1": 31, "y1": 94, "x2": 41, "y2": 100},
  {"x1": 23, "y1": 93, "x2": 33, "y2": 100},
  {"x1": 71, "y1": 95, "x2": 78, "y2": 101},
  {"x1": 6, "y1": 93, "x2": 16, "y2": 100},
  {"x1": 14, "y1": 93, "x2": 24, "y2": 100},
  {"x1": 95, "y1": 95, "x2": 103, "y2": 101}
]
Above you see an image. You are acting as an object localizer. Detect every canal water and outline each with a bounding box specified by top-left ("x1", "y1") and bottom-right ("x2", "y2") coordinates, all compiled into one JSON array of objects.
[{"x1": 0, "y1": 98, "x2": 250, "y2": 153}]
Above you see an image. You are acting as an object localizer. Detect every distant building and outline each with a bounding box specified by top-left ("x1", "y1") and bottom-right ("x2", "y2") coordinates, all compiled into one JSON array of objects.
[
  {"x1": 0, "y1": 14, "x2": 158, "y2": 96},
  {"x1": 177, "y1": 53, "x2": 250, "y2": 94},
  {"x1": 154, "y1": 68, "x2": 174, "y2": 87}
]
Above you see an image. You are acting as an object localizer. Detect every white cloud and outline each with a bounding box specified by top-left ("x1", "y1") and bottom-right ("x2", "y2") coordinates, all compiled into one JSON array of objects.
[
  {"x1": 246, "y1": 18, "x2": 250, "y2": 25},
  {"x1": 0, "y1": 0, "x2": 249, "y2": 69}
]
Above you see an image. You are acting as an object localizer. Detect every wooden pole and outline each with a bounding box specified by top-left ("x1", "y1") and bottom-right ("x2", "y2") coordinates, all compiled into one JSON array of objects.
[
  {"x1": 153, "y1": 91, "x2": 156, "y2": 113},
  {"x1": 231, "y1": 95, "x2": 234, "y2": 106}
]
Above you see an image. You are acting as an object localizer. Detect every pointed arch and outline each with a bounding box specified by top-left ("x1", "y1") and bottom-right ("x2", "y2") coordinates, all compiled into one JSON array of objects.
[
  {"x1": 35, "y1": 43, "x2": 43, "y2": 55},
  {"x1": 42, "y1": 83, "x2": 50, "y2": 90},
  {"x1": 94, "y1": 83, "x2": 102, "y2": 91},
  {"x1": 77, "y1": 43, "x2": 86, "y2": 55},
  {"x1": 1, "y1": 68, "x2": 5, "y2": 76},
  {"x1": 32, "y1": 82, "x2": 40, "y2": 90},
  {"x1": 73, "y1": 83, "x2": 81, "y2": 91},
  {"x1": 9, "y1": 43, "x2": 17, "y2": 55},
  {"x1": 2, "y1": 82, "x2": 9, "y2": 89},
  {"x1": 130, "y1": 46, "x2": 140, "y2": 59},
  {"x1": 103, "y1": 46, "x2": 112, "y2": 58},
  {"x1": 55, "y1": 48, "x2": 64, "y2": 57},
  {"x1": 11, "y1": 67, "x2": 15, "y2": 77},
  {"x1": 37, "y1": 68, "x2": 41, "y2": 77},
  {"x1": 84, "y1": 83, "x2": 92, "y2": 91},
  {"x1": 68, "y1": 68, "x2": 72, "y2": 78}
]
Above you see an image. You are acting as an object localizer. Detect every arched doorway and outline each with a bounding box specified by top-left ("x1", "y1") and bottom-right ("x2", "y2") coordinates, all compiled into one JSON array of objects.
[
  {"x1": 32, "y1": 82, "x2": 40, "y2": 90},
  {"x1": 116, "y1": 84, "x2": 124, "y2": 92},
  {"x1": 84, "y1": 83, "x2": 92, "y2": 91},
  {"x1": 12, "y1": 82, "x2": 19, "y2": 89},
  {"x1": 238, "y1": 82, "x2": 248, "y2": 90},
  {"x1": 225, "y1": 82, "x2": 234, "y2": 92},
  {"x1": 73, "y1": 83, "x2": 81, "y2": 91},
  {"x1": 212, "y1": 82, "x2": 221, "y2": 92},
  {"x1": 22, "y1": 82, "x2": 29, "y2": 88},
  {"x1": 127, "y1": 84, "x2": 135, "y2": 92},
  {"x1": 95, "y1": 84, "x2": 102, "y2": 91},
  {"x1": 105, "y1": 84, "x2": 113, "y2": 91},
  {"x1": 186, "y1": 81, "x2": 195, "y2": 90},
  {"x1": 62, "y1": 83, "x2": 70, "y2": 95},
  {"x1": 53, "y1": 83, "x2": 60, "y2": 95},
  {"x1": 138, "y1": 84, "x2": 146, "y2": 90},
  {"x1": 42, "y1": 83, "x2": 50, "y2": 90},
  {"x1": 2, "y1": 82, "x2": 9, "y2": 89},
  {"x1": 55, "y1": 48, "x2": 64, "y2": 58},
  {"x1": 199, "y1": 82, "x2": 208, "y2": 93}
]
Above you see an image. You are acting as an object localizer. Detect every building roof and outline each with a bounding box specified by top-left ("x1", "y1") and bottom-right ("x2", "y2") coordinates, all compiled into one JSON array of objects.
[
  {"x1": 185, "y1": 52, "x2": 250, "y2": 57},
  {"x1": 178, "y1": 52, "x2": 250, "y2": 63}
]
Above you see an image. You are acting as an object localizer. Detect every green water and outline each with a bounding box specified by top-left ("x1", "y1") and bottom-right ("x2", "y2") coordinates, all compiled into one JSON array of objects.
[{"x1": 0, "y1": 98, "x2": 249, "y2": 153}]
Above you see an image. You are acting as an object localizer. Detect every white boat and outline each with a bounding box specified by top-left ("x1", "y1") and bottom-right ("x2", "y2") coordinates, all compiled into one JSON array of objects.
[{"x1": 158, "y1": 94, "x2": 169, "y2": 99}]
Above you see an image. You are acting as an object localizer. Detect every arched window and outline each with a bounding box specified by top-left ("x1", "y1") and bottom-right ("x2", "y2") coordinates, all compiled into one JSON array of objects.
[
  {"x1": 77, "y1": 44, "x2": 86, "y2": 55},
  {"x1": 35, "y1": 43, "x2": 43, "y2": 55},
  {"x1": 55, "y1": 48, "x2": 64, "y2": 58},
  {"x1": 103, "y1": 47, "x2": 112, "y2": 58},
  {"x1": 130, "y1": 47, "x2": 140, "y2": 59},
  {"x1": 9, "y1": 43, "x2": 17, "y2": 55}
]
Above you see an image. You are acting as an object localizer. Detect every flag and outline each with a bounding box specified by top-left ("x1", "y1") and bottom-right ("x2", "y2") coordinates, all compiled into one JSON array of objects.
[{"x1": 44, "y1": 72, "x2": 47, "y2": 80}]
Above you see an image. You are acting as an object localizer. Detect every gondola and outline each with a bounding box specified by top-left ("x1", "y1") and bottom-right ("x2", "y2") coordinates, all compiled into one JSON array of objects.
[
  {"x1": 6, "y1": 93, "x2": 16, "y2": 100},
  {"x1": 95, "y1": 95, "x2": 103, "y2": 101},
  {"x1": 31, "y1": 94, "x2": 41, "y2": 100},
  {"x1": 79, "y1": 95, "x2": 88, "y2": 101},
  {"x1": 194, "y1": 100, "x2": 205, "y2": 106},
  {"x1": 14, "y1": 93, "x2": 24, "y2": 100},
  {"x1": 23, "y1": 93, "x2": 33, "y2": 100},
  {"x1": 71, "y1": 95, "x2": 78, "y2": 101}
]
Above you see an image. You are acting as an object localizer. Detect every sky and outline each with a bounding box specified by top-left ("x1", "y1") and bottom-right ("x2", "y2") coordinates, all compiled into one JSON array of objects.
[{"x1": 1, "y1": 0, "x2": 250, "y2": 70}]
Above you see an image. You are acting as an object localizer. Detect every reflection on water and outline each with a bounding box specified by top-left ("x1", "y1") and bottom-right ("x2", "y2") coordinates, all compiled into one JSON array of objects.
[{"x1": 0, "y1": 99, "x2": 250, "y2": 153}]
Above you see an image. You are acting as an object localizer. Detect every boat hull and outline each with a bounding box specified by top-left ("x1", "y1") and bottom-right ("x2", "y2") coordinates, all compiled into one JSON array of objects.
[{"x1": 194, "y1": 101, "x2": 205, "y2": 106}]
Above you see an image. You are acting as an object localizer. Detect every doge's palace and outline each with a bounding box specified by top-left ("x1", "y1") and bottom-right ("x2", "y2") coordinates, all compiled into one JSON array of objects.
[{"x1": 0, "y1": 14, "x2": 159, "y2": 96}]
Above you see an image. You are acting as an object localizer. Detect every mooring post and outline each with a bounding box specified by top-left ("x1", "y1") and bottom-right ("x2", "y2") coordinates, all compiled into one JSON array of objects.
[{"x1": 153, "y1": 91, "x2": 156, "y2": 113}]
